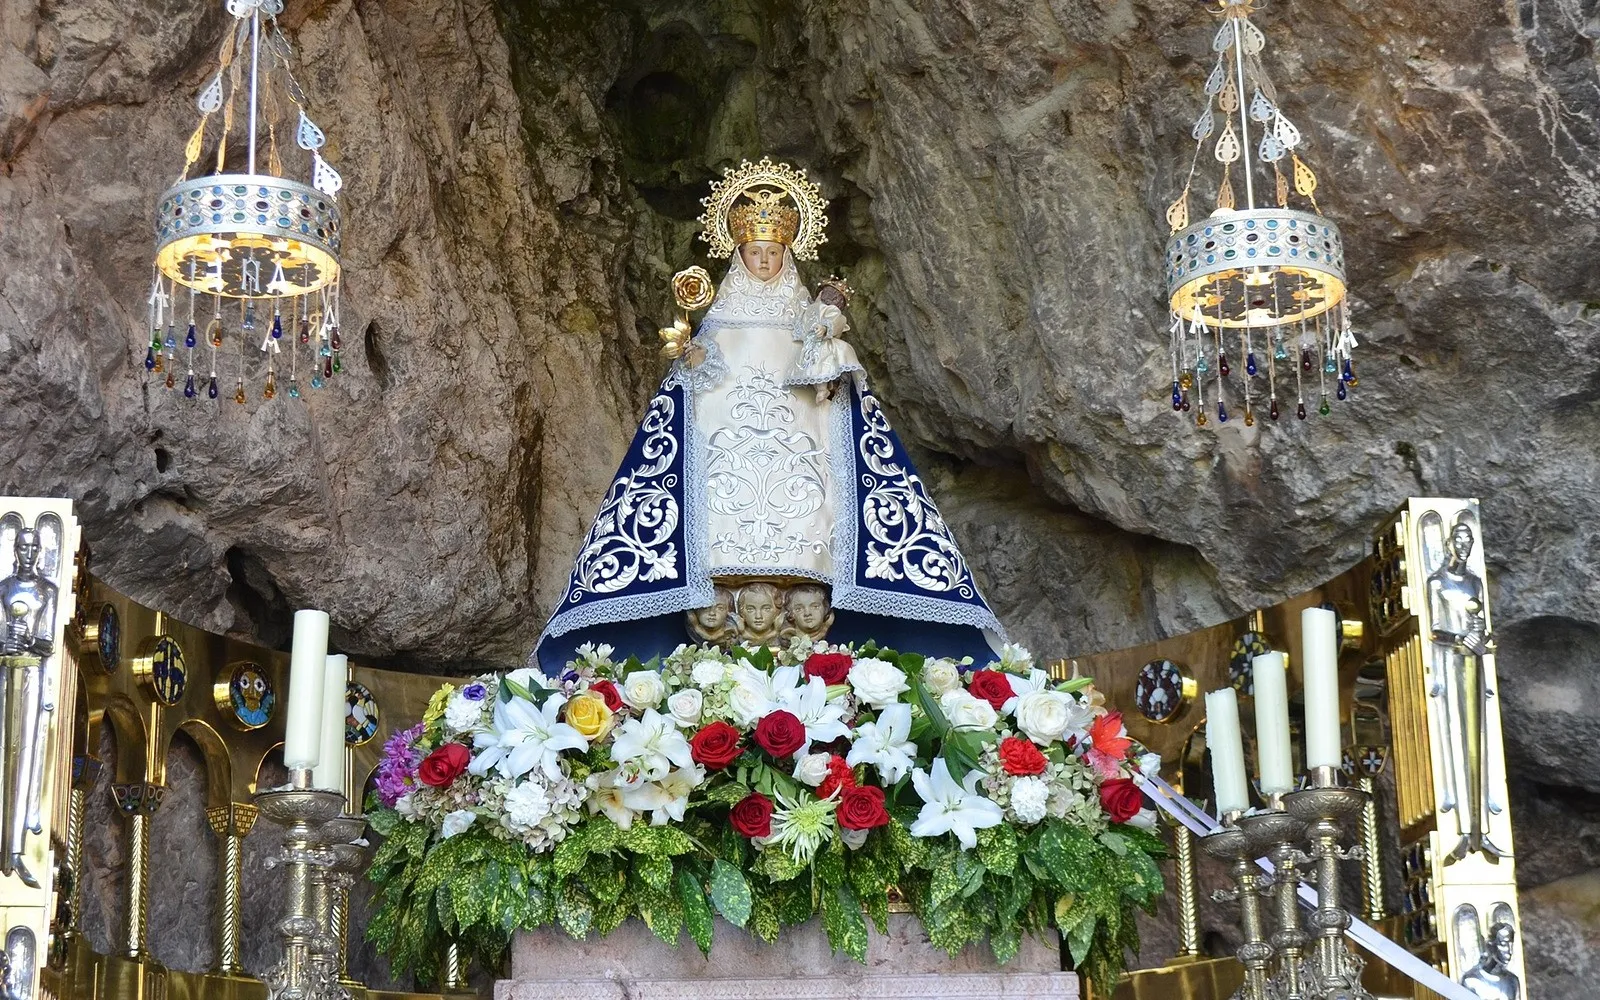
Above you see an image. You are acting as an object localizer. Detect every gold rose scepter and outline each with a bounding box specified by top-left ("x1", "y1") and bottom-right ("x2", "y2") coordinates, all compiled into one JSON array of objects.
[{"x1": 660, "y1": 266, "x2": 715, "y2": 361}]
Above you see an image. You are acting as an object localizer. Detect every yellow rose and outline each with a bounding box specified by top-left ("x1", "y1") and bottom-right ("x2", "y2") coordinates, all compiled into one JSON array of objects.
[
  {"x1": 672, "y1": 267, "x2": 715, "y2": 311},
  {"x1": 565, "y1": 691, "x2": 613, "y2": 740}
]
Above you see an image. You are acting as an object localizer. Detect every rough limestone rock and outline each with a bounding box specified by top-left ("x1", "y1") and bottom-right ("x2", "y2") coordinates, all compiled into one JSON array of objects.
[{"x1": 7, "y1": 0, "x2": 1600, "y2": 992}]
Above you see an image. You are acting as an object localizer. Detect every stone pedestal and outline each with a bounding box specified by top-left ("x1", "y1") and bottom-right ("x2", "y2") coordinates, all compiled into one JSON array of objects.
[{"x1": 496, "y1": 913, "x2": 1080, "y2": 999}]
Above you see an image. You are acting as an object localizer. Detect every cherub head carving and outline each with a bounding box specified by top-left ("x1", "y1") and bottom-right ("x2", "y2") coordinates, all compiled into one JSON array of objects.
[
  {"x1": 735, "y1": 582, "x2": 783, "y2": 646},
  {"x1": 686, "y1": 586, "x2": 739, "y2": 648},
  {"x1": 781, "y1": 583, "x2": 834, "y2": 642}
]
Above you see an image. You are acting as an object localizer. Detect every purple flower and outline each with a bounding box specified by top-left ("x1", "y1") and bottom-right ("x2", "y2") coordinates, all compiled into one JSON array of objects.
[
  {"x1": 375, "y1": 722, "x2": 424, "y2": 808},
  {"x1": 462, "y1": 683, "x2": 487, "y2": 702}
]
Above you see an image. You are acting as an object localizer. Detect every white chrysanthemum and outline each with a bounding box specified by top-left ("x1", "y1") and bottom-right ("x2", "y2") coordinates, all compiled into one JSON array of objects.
[
  {"x1": 504, "y1": 780, "x2": 553, "y2": 830},
  {"x1": 1010, "y1": 776, "x2": 1050, "y2": 825},
  {"x1": 444, "y1": 690, "x2": 488, "y2": 732},
  {"x1": 692, "y1": 659, "x2": 730, "y2": 687}
]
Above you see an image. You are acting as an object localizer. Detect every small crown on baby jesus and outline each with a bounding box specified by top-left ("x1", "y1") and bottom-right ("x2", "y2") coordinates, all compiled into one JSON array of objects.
[{"x1": 727, "y1": 188, "x2": 800, "y2": 247}]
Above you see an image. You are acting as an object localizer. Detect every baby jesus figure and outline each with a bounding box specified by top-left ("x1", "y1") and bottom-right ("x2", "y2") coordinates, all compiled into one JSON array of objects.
[{"x1": 787, "y1": 277, "x2": 864, "y2": 402}]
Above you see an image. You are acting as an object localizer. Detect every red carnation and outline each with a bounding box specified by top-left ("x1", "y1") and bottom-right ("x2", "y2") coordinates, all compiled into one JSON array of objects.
[
  {"x1": 817, "y1": 755, "x2": 857, "y2": 799},
  {"x1": 417, "y1": 743, "x2": 471, "y2": 788},
  {"x1": 730, "y1": 792, "x2": 775, "y2": 838},
  {"x1": 588, "y1": 679, "x2": 623, "y2": 712},
  {"x1": 837, "y1": 785, "x2": 890, "y2": 831},
  {"x1": 689, "y1": 721, "x2": 744, "y2": 770},
  {"x1": 754, "y1": 711, "x2": 807, "y2": 758},
  {"x1": 966, "y1": 670, "x2": 1015, "y2": 712},
  {"x1": 998, "y1": 736, "x2": 1048, "y2": 776},
  {"x1": 1098, "y1": 778, "x2": 1144, "y2": 824},
  {"x1": 804, "y1": 652, "x2": 854, "y2": 686}
]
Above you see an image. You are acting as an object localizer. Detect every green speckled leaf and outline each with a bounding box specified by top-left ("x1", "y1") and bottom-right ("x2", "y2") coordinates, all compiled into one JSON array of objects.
[
  {"x1": 977, "y1": 825, "x2": 1019, "y2": 876},
  {"x1": 639, "y1": 853, "x2": 674, "y2": 892},
  {"x1": 708, "y1": 859, "x2": 752, "y2": 927},
  {"x1": 679, "y1": 871, "x2": 715, "y2": 956},
  {"x1": 556, "y1": 883, "x2": 594, "y2": 939}
]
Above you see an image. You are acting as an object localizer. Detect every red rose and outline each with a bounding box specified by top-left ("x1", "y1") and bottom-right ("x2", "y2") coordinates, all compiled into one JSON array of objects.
[
  {"x1": 730, "y1": 792, "x2": 775, "y2": 838},
  {"x1": 417, "y1": 743, "x2": 471, "y2": 788},
  {"x1": 837, "y1": 785, "x2": 890, "y2": 831},
  {"x1": 1098, "y1": 778, "x2": 1144, "y2": 824},
  {"x1": 817, "y1": 756, "x2": 857, "y2": 799},
  {"x1": 804, "y1": 652, "x2": 853, "y2": 685},
  {"x1": 588, "y1": 680, "x2": 623, "y2": 712},
  {"x1": 998, "y1": 736, "x2": 1048, "y2": 776},
  {"x1": 754, "y1": 711, "x2": 807, "y2": 758},
  {"x1": 689, "y1": 721, "x2": 744, "y2": 770},
  {"x1": 966, "y1": 670, "x2": 1015, "y2": 712}
]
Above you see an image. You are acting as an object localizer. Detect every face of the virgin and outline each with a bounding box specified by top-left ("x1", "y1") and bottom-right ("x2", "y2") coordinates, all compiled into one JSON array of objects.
[{"x1": 739, "y1": 240, "x2": 785, "y2": 281}]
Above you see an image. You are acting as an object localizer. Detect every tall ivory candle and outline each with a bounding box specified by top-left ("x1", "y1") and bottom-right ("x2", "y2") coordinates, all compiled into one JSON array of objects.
[
  {"x1": 1302, "y1": 607, "x2": 1342, "y2": 771},
  {"x1": 284, "y1": 610, "x2": 330, "y2": 773},
  {"x1": 312, "y1": 654, "x2": 349, "y2": 793},
  {"x1": 1251, "y1": 651, "x2": 1294, "y2": 796},
  {"x1": 1205, "y1": 688, "x2": 1250, "y2": 817}
]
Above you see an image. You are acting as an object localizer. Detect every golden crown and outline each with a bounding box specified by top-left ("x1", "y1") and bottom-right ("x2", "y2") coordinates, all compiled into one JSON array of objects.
[
  {"x1": 727, "y1": 189, "x2": 800, "y2": 247},
  {"x1": 698, "y1": 157, "x2": 829, "y2": 260}
]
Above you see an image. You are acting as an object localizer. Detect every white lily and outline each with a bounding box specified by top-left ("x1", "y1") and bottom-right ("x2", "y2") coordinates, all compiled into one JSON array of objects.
[
  {"x1": 470, "y1": 693, "x2": 587, "y2": 781},
  {"x1": 585, "y1": 770, "x2": 638, "y2": 830},
  {"x1": 611, "y1": 708, "x2": 696, "y2": 781},
  {"x1": 727, "y1": 664, "x2": 802, "y2": 726},
  {"x1": 847, "y1": 703, "x2": 916, "y2": 784},
  {"x1": 637, "y1": 765, "x2": 703, "y2": 826},
  {"x1": 781, "y1": 675, "x2": 852, "y2": 750},
  {"x1": 909, "y1": 758, "x2": 1004, "y2": 849}
]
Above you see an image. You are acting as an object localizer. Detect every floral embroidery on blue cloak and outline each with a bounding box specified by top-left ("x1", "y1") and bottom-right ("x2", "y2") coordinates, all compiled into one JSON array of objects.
[{"x1": 532, "y1": 159, "x2": 1003, "y2": 673}]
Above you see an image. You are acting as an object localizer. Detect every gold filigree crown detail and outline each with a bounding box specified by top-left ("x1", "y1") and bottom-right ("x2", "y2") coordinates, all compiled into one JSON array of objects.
[
  {"x1": 727, "y1": 189, "x2": 800, "y2": 248},
  {"x1": 698, "y1": 157, "x2": 829, "y2": 260}
]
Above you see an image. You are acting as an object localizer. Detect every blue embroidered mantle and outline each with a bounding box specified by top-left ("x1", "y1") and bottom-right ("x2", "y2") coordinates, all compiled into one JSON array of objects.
[{"x1": 533, "y1": 375, "x2": 1004, "y2": 671}]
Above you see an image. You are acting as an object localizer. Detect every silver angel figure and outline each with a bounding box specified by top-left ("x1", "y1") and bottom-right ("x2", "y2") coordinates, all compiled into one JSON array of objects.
[
  {"x1": 1455, "y1": 902, "x2": 1520, "y2": 1000},
  {"x1": 1419, "y1": 509, "x2": 1507, "y2": 863},
  {"x1": 0, "y1": 513, "x2": 64, "y2": 888}
]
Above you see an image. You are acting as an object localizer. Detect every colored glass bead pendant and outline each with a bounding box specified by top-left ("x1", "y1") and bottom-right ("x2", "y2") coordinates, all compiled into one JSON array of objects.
[
  {"x1": 184, "y1": 324, "x2": 197, "y2": 349},
  {"x1": 1243, "y1": 408, "x2": 1255, "y2": 427},
  {"x1": 164, "y1": 371, "x2": 175, "y2": 390},
  {"x1": 183, "y1": 373, "x2": 196, "y2": 398},
  {"x1": 1217, "y1": 400, "x2": 1229, "y2": 422},
  {"x1": 1269, "y1": 397, "x2": 1280, "y2": 420},
  {"x1": 1300, "y1": 348, "x2": 1313, "y2": 373},
  {"x1": 1219, "y1": 354, "x2": 1230, "y2": 377},
  {"x1": 1171, "y1": 382, "x2": 1184, "y2": 410},
  {"x1": 1196, "y1": 410, "x2": 1208, "y2": 427},
  {"x1": 1246, "y1": 352, "x2": 1258, "y2": 376},
  {"x1": 310, "y1": 374, "x2": 325, "y2": 389},
  {"x1": 1296, "y1": 401, "x2": 1307, "y2": 420},
  {"x1": 234, "y1": 381, "x2": 247, "y2": 405},
  {"x1": 1336, "y1": 381, "x2": 1348, "y2": 401},
  {"x1": 288, "y1": 378, "x2": 301, "y2": 399},
  {"x1": 271, "y1": 314, "x2": 283, "y2": 340},
  {"x1": 1319, "y1": 396, "x2": 1331, "y2": 416},
  {"x1": 1179, "y1": 371, "x2": 1194, "y2": 391},
  {"x1": 242, "y1": 303, "x2": 257, "y2": 331},
  {"x1": 144, "y1": 347, "x2": 157, "y2": 371},
  {"x1": 207, "y1": 376, "x2": 219, "y2": 400},
  {"x1": 208, "y1": 319, "x2": 224, "y2": 348},
  {"x1": 299, "y1": 319, "x2": 311, "y2": 345},
  {"x1": 1196, "y1": 355, "x2": 1210, "y2": 374}
]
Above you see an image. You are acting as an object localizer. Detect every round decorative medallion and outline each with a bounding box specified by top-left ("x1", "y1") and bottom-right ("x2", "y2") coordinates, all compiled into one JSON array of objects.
[
  {"x1": 345, "y1": 682, "x2": 379, "y2": 746},
  {"x1": 1133, "y1": 659, "x2": 1192, "y2": 723},
  {"x1": 150, "y1": 637, "x2": 186, "y2": 705},
  {"x1": 1230, "y1": 631, "x2": 1270, "y2": 697},
  {"x1": 97, "y1": 604, "x2": 120, "y2": 672},
  {"x1": 227, "y1": 662, "x2": 275, "y2": 730}
]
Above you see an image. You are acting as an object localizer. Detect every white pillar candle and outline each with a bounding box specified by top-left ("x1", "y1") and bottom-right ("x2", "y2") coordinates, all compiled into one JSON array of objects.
[
  {"x1": 312, "y1": 654, "x2": 349, "y2": 794},
  {"x1": 284, "y1": 610, "x2": 330, "y2": 774},
  {"x1": 1302, "y1": 607, "x2": 1342, "y2": 771},
  {"x1": 1251, "y1": 651, "x2": 1294, "y2": 797},
  {"x1": 1205, "y1": 688, "x2": 1250, "y2": 818}
]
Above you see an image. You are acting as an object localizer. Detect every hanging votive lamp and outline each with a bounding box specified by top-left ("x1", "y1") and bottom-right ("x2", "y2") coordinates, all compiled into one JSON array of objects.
[
  {"x1": 1161, "y1": 0, "x2": 1357, "y2": 428},
  {"x1": 146, "y1": 0, "x2": 345, "y2": 404}
]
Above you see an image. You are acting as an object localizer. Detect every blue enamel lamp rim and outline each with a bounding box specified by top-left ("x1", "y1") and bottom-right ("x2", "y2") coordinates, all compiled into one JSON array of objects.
[
  {"x1": 1163, "y1": 206, "x2": 1347, "y2": 330},
  {"x1": 153, "y1": 171, "x2": 341, "y2": 298}
]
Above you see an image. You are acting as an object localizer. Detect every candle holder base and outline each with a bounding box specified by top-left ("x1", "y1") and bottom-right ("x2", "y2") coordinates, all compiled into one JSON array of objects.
[
  {"x1": 1202, "y1": 826, "x2": 1277, "y2": 1000},
  {"x1": 1282, "y1": 785, "x2": 1374, "y2": 1000},
  {"x1": 255, "y1": 787, "x2": 346, "y2": 1000}
]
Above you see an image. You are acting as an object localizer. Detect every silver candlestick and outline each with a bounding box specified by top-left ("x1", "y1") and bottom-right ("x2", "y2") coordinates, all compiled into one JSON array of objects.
[
  {"x1": 1284, "y1": 767, "x2": 1375, "y2": 1000},
  {"x1": 255, "y1": 771, "x2": 346, "y2": 1000},
  {"x1": 1202, "y1": 816, "x2": 1277, "y2": 1000},
  {"x1": 1241, "y1": 802, "x2": 1311, "y2": 1000}
]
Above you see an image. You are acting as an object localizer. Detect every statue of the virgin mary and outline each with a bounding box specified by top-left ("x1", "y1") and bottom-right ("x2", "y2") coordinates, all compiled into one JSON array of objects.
[{"x1": 532, "y1": 159, "x2": 1004, "y2": 671}]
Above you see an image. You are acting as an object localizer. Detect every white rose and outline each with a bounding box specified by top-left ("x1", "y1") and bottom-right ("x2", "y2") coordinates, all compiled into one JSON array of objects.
[
  {"x1": 793, "y1": 752, "x2": 832, "y2": 787},
  {"x1": 1125, "y1": 807, "x2": 1158, "y2": 830},
  {"x1": 622, "y1": 671, "x2": 666, "y2": 710},
  {"x1": 848, "y1": 658, "x2": 909, "y2": 709},
  {"x1": 1010, "y1": 776, "x2": 1050, "y2": 825},
  {"x1": 439, "y1": 809, "x2": 476, "y2": 840},
  {"x1": 939, "y1": 689, "x2": 998, "y2": 731},
  {"x1": 841, "y1": 827, "x2": 870, "y2": 850},
  {"x1": 727, "y1": 676, "x2": 774, "y2": 727},
  {"x1": 394, "y1": 793, "x2": 420, "y2": 821},
  {"x1": 667, "y1": 688, "x2": 704, "y2": 727},
  {"x1": 1137, "y1": 752, "x2": 1162, "y2": 780},
  {"x1": 1014, "y1": 690, "x2": 1072, "y2": 745},
  {"x1": 692, "y1": 659, "x2": 729, "y2": 687},
  {"x1": 504, "y1": 781, "x2": 553, "y2": 830},
  {"x1": 922, "y1": 658, "x2": 962, "y2": 696}
]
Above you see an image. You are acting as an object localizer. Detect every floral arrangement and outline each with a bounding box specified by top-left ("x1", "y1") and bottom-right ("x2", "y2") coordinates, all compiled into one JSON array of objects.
[{"x1": 364, "y1": 640, "x2": 1165, "y2": 988}]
